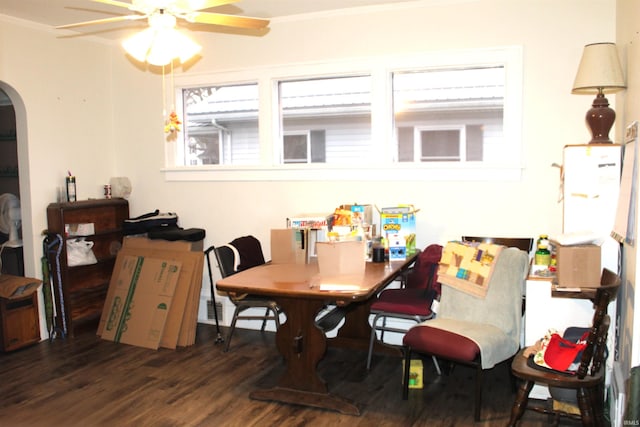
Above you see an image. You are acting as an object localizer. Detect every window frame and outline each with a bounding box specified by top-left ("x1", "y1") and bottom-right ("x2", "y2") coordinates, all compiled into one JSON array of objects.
[{"x1": 164, "y1": 46, "x2": 523, "y2": 182}]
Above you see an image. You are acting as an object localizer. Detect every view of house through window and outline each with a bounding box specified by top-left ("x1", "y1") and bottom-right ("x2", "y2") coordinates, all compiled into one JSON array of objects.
[
  {"x1": 279, "y1": 76, "x2": 371, "y2": 164},
  {"x1": 393, "y1": 66, "x2": 504, "y2": 163},
  {"x1": 176, "y1": 53, "x2": 515, "y2": 177},
  {"x1": 182, "y1": 84, "x2": 259, "y2": 166}
]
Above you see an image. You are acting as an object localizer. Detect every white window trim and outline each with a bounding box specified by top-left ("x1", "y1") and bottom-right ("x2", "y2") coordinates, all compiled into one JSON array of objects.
[{"x1": 163, "y1": 45, "x2": 523, "y2": 182}]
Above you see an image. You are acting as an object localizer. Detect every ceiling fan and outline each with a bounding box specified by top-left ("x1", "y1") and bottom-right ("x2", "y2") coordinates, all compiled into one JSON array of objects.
[
  {"x1": 56, "y1": 0, "x2": 270, "y2": 31},
  {"x1": 56, "y1": 0, "x2": 270, "y2": 65}
]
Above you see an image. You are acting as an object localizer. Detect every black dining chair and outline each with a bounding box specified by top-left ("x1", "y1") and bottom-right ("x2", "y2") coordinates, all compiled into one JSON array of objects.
[{"x1": 205, "y1": 236, "x2": 281, "y2": 352}]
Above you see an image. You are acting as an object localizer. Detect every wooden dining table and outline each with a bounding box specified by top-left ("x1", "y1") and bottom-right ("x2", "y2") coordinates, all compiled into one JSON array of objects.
[{"x1": 216, "y1": 253, "x2": 418, "y2": 415}]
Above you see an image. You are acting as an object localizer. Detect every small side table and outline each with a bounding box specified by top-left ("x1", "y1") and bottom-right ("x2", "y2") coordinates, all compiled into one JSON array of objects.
[{"x1": 0, "y1": 275, "x2": 42, "y2": 352}]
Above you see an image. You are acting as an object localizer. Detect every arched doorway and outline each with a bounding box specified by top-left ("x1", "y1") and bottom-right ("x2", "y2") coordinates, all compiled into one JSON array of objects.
[
  {"x1": 0, "y1": 83, "x2": 32, "y2": 274},
  {"x1": 0, "y1": 87, "x2": 22, "y2": 275},
  {"x1": 0, "y1": 82, "x2": 46, "y2": 340}
]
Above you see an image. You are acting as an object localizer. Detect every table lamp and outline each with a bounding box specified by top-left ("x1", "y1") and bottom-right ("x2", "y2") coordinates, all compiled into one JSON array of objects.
[{"x1": 572, "y1": 42, "x2": 626, "y2": 144}]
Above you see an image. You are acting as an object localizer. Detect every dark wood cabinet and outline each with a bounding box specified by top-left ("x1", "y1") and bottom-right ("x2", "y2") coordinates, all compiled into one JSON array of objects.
[
  {"x1": 0, "y1": 291, "x2": 39, "y2": 351},
  {"x1": 46, "y1": 198, "x2": 129, "y2": 337}
]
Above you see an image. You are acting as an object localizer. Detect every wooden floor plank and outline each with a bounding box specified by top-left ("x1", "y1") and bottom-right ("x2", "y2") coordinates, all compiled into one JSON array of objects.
[{"x1": 0, "y1": 324, "x2": 588, "y2": 426}]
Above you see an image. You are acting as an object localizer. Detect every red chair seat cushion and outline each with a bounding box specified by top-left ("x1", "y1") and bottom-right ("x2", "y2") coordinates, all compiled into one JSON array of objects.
[
  {"x1": 403, "y1": 325, "x2": 480, "y2": 362},
  {"x1": 371, "y1": 288, "x2": 434, "y2": 317}
]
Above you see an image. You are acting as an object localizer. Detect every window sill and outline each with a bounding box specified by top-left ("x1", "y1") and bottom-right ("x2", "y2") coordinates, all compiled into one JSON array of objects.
[{"x1": 161, "y1": 164, "x2": 523, "y2": 182}]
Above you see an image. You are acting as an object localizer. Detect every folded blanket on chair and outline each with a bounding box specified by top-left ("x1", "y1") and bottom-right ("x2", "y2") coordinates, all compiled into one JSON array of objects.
[{"x1": 437, "y1": 241, "x2": 503, "y2": 298}]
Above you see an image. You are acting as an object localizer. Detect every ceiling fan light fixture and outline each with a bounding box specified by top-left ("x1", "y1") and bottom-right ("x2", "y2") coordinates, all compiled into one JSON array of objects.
[
  {"x1": 122, "y1": 27, "x2": 156, "y2": 62},
  {"x1": 122, "y1": 26, "x2": 202, "y2": 66}
]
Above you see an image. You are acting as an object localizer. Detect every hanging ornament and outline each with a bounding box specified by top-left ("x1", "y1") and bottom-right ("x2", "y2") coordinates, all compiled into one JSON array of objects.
[
  {"x1": 165, "y1": 111, "x2": 182, "y2": 134},
  {"x1": 163, "y1": 62, "x2": 181, "y2": 141}
]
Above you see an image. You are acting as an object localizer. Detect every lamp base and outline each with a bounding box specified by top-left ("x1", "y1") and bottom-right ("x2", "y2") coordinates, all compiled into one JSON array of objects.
[{"x1": 585, "y1": 93, "x2": 615, "y2": 144}]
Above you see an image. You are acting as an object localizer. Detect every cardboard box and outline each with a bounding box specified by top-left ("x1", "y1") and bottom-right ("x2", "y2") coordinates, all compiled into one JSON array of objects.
[
  {"x1": 380, "y1": 205, "x2": 417, "y2": 255},
  {"x1": 340, "y1": 204, "x2": 373, "y2": 226},
  {"x1": 0, "y1": 275, "x2": 41, "y2": 299},
  {"x1": 98, "y1": 237, "x2": 204, "y2": 349},
  {"x1": 554, "y1": 243, "x2": 601, "y2": 287},
  {"x1": 316, "y1": 241, "x2": 365, "y2": 276},
  {"x1": 271, "y1": 228, "x2": 308, "y2": 264},
  {"x1": 402, "y1": 359, "x2": 424, "y2": 389},
  {"x1": 287, "y1": 214, "x2": 331, "y2": 229},
  {"x1": 117, "y1": 237, "x2": 205, "y2": 348},
  {"x1": 99, "y1": 255, "x2": 183, "y2": 350},
  {"x1": 388, "y1": 233, "x2": 407, "y2": 260},
  {"x1": 125, "y1": 235, "x2": 204, "y2": 252}
]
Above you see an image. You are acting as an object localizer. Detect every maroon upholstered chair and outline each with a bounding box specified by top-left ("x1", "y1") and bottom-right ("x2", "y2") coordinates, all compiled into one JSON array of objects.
[
  {"x1": 508, "y1": 269, "x2": 620, "y2": 426},
  {"x1": 366, "y1": 244, "x2": 443, "y2": 370},
  {"x1": 402, "y1": 245, "x2": 529, "y2": 421}
]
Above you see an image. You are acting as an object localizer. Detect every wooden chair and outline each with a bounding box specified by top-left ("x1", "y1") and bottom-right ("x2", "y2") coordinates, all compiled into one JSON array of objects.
[
  {"x1": 402, "y1": 246, "x2": 530, "y2": 421},
  {"x1": 508, "y1": 268, "x2": 621, "y2": 426},
  {"x1": 205, "y1": 237, "x2": 281, "y2": 352}
]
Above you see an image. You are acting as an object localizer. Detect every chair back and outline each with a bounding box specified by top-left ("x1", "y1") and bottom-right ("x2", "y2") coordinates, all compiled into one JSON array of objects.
[
  {"x1": 462, "y1": 236, "x2": 534, "y2": 253},
  {"x1": 213, "y1": 245, "x2": 239, "y2": 278},
  {"x1": 405, "y1": 244, "x2": 443, "y2": 297},
  {"x1": 229, "y1": 235, "x2": 266, "y2": 271},
  {"x1": 439, "y1": 247, "x2": 529, "y2": 352},
  {"x1": 576, "y1": 268, "x2": 620, "y2": 379}
]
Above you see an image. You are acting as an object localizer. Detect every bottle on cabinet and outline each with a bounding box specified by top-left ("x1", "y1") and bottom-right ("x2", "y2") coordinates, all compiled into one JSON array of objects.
[{"x1": 535, "y1": 234, "x2": 551, "y2": 267}]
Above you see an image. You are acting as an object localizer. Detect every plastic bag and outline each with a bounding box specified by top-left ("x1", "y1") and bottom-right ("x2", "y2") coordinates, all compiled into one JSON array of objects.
[{"x1": 67, "y1": 238, "x2": 98, "y2": 267}]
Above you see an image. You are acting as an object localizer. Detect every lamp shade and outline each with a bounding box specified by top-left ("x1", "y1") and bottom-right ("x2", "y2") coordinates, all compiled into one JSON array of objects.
[{"x1": 572, "y1": 42, "x2": 626, "y2": 94}]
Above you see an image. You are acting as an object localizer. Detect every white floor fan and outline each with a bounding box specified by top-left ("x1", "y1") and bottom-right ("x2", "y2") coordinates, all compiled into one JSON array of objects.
[{"x1": 0, "y1": 193, "x2": 22, "y2": 248}]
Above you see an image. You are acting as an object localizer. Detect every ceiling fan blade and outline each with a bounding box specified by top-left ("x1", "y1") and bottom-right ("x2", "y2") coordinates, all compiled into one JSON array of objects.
[
  {"x1": 56, "y1": 14, "x2": 146, "y2": 29},
  {"x1": 175, "y1": 0, "x2": 239, "y2": 12},
  {"x1": 90, "y1": 0, "x2": 137, "y2": 10},
  {"x1": 190, "y1": 12, "x2": 269, "y2": 29}
]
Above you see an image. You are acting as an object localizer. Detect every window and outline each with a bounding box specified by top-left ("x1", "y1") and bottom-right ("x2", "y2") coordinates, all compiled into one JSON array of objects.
[
  {"x1": 393, "y1": 67, "x2": 503, "y2": 164},
  {"x1": 181, "y1": 83, "x2": 259, "y2": 166},
  {"x1": 283, "y1": 131, "x2": 327, "y2": 164},
  {"x1": 168, "y1": 47, "x2": 522, "y2": 181},
  {"x1": 279, "y1": 76, "x2": 371, "y2": 164}
]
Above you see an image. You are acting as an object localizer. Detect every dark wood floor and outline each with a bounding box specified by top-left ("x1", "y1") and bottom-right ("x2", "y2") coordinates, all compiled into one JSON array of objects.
[{"x1": 0, "y1": 324, "x2": 588, "y2": 427}]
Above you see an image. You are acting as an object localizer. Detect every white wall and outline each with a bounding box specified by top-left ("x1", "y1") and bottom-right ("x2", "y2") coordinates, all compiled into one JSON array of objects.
[
  {"x1": 0, "y1": 16, "x2": 118, "y2": 277},
  {"x1": 0, "y1": 1, "x2": 620, "y2": 324},
  {"x1": 615, "y1": 2, "x2": 640, "y2": 423},
  {"x1": 110, "y1": 0, "x2": 615, "y2": 262}
]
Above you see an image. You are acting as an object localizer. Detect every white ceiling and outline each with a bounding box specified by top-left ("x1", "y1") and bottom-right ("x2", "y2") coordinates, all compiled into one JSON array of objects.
[{"x1": 0, "y1": 0, "x2": 418, "y2": 38}]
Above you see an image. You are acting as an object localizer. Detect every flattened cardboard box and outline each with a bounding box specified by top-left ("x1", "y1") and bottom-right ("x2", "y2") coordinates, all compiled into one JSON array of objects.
[
  {"x1": 99, "y1": 255, "x2": 182, "y2": 350},
  {"x1": 98, "y1": 237, "x2": 204, "y2": 349}
]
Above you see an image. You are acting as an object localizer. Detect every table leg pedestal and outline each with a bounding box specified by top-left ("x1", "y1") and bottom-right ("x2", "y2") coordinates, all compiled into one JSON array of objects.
[{"x1": 249, "y1": 297, "x2": 360, "y2": 415}]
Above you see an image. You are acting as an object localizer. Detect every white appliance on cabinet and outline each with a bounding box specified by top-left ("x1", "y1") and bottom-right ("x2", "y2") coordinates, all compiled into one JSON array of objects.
[
  {"x1": 525, "y1": 144, "x2": 622, "y2": 400},
  {"x1": 562, "y1": 144, "x2": 622, "y2": 273}
]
